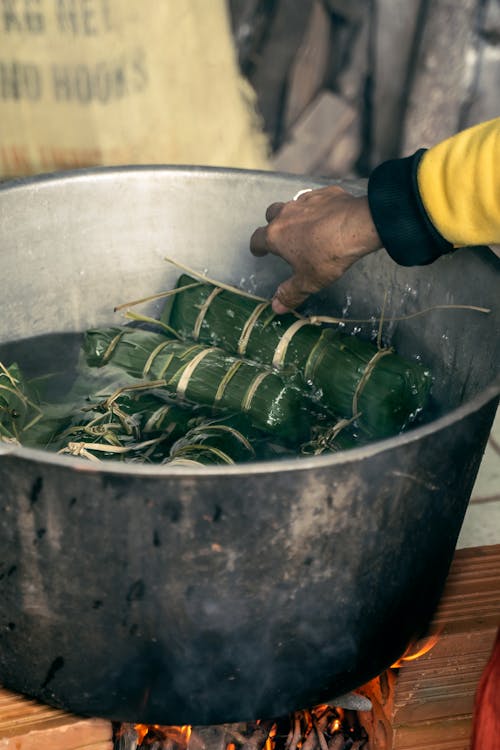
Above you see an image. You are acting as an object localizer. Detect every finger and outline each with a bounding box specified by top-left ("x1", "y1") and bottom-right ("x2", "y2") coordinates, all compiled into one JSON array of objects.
[
  {"x1": 250, "y1": 226, "x2": 270, "y2": 257},
  {"x1": 272, "y1": 276, "x2": 313, "y2": 314},
  {"x1": 272, "y1": 296, "x2": 293, "y2": 315},
  {"x1": 265, "y1": 202, "x2": 285, "y2": 223}
]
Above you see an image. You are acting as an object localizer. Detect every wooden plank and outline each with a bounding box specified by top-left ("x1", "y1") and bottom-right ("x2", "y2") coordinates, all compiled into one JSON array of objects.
[
  {"x1": 401, "y1": 0, "x2": 481, "y2": 154},
  {"x1": 393, "y1": 631, "x2": 498, "y2": 724},
  {"x1": 393, "y1": 718, "x2": 473, "y2": 750},
  {"x1": 358, "y1": 544, "x2": 500, "y2": 750},
  {"x1": 321, "y1": 121, "x2": 361, "y2": 177},
  {"x1": 370, "y1": 0, "x2": 424, "y2": 165},
  {"x1": 247, "y1": 0, "x2": 314, "y2": 147},
  {"x1": 272, "y1": 90, "x2": 357, "y2": 174},
  {"x1": 0, "y1": 686, "x2": 112, "y2": 750},
  {"x1": 462, "y1": 41, "x2": 500, "y2": 129},
  {"x1": 336, "y1": 12, "x2": 369, "y2": 105},
  {"x1": 323, "y1": 0, "x2": 367, "y2": 24},
  {"x1": 283, "y1": 1, "x2": 331, "y2": 130}
]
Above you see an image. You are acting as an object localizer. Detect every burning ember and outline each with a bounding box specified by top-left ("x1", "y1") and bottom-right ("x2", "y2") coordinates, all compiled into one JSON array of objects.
[{"x1": 116, "y1": 704, "x2": 368, "y2": 750}]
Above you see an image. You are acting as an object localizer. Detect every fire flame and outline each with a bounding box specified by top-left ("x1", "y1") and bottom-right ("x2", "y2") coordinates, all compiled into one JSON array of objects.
[
  {"x1": 127, "y1": 702, "x2": 357, "y2": 748},
  {"x1": 391, "y1": 631, "x2": 441, "y2": 668},
  {"x1": 264, "y1": 722, "x2": 277, "y2": 750},
  {"x1": 134, "y1": 723, "x2": 192, "y2": 747}
]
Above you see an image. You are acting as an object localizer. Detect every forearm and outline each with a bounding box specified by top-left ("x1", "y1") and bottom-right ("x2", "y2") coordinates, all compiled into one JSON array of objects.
[
  {"x1": 249, "y1": 118, "x2": 499, "y2": 312},
  {"x1": 368, "y1": 117, "x2": 500, "y2": 265}
]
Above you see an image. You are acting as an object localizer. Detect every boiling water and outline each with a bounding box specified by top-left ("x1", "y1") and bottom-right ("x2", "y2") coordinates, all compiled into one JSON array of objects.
[
  {"x1": 0, "y1": 331, "x2": 439, "y2": 463},
  {"x1": 0, "y1": 332, "x2": 85, "y2": 402},
  {"x1": 0, "y1": 332, "x2": 132, "y2": 404}
]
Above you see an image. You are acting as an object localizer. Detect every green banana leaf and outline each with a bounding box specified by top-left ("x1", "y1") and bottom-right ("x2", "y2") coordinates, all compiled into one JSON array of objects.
[
  {"x1": 83, "y1": 327, "x2": 313, "y2": 443},
  {"x1": 161, "y1": 274, "x2": 432, "y2": 438}
]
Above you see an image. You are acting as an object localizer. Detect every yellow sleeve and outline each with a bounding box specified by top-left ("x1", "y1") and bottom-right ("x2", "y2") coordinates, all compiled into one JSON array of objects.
[{"x1": 417, "y1": 117, "x2": 500, "y2": 247}]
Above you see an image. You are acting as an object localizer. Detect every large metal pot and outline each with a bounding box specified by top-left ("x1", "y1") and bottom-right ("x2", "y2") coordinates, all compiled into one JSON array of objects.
[{"x1": 0, "y1": 167, "x2": 498, "y2": 725}]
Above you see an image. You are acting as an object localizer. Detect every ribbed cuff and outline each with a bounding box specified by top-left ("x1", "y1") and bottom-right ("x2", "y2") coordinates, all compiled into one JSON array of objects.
[{"x1": 367, "y1": 149, "x2": 454, "y2": 266}]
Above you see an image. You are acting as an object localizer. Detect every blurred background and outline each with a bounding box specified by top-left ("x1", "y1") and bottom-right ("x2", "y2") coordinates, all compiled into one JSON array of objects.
[
  {"x1": 1, "y1": 0, "x2": 499, "y2": 179},
  {"x1": 0, "y1": 0, "x2": 498, "y2": 544},
  {"x1": 230, "y1": 0, "x2": 500, "y2": 175}
]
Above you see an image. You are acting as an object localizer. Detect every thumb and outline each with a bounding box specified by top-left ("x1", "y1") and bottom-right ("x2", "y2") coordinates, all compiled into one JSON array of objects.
[{"x1": 272, "y1": 276, "x2": 314, "y2": 314}]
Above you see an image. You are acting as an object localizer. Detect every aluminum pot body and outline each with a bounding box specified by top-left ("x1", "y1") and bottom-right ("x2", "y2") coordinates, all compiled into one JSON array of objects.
[{"x1": 0, "y1": 167, "x2": 498, "y2": 725}]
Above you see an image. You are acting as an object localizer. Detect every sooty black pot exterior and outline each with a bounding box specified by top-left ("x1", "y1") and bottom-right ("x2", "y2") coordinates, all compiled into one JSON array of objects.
[
  {"x1": 0, "y1": 396, "x2": 496, "y2": 724},
  {"x1": 0, "y1": 167, "x2": 498, "y2": 723}
]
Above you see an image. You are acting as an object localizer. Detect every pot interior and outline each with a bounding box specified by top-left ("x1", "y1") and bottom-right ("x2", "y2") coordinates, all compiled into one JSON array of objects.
[{"x1": 0, "y1": 167, "x2": 498, "y2": 428}]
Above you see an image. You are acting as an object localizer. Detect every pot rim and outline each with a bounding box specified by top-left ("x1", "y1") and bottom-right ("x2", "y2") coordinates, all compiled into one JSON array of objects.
[{"x1": 1, "y1": 165, "x2": 499, "y2": 477}]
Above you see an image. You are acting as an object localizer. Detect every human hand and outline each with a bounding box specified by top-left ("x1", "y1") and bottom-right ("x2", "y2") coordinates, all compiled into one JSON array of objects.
[{"x1": 250, "y1": 186, "x2": 383, "y2": 313}]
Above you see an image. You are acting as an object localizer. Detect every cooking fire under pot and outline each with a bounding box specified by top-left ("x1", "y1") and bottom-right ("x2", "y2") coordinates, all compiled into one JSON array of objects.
[{"x1": 0, "y1": 167, "x2": 498, "y2": 725}]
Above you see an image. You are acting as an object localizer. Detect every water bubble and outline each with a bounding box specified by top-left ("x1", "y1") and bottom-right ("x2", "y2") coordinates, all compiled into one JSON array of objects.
[
  {"x1": 342, "y1": 294, "x2": 352, "y2": 317},
  {"x1": 403, "y1": 284, "x2": 418, "y2": 299}
]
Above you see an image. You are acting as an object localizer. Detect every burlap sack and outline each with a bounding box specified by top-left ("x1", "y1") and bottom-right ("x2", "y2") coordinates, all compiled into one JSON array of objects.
[{"x1": 0, "y1": 0, "x2": 269, "y2": 177}]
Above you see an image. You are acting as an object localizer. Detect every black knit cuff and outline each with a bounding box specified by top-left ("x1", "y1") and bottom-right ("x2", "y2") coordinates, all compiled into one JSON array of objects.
[{"x1": 367, "y1": 149, "x2": 454, "y2": 266}]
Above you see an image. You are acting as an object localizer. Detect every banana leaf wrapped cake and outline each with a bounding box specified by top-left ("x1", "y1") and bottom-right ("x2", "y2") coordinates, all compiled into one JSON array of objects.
[
  {"x1": 83, "y1": 327, "x2": 313, "y2": 443},
  {"x1": 0, "y1": 268, "x2": 434, "y2": 465},
  {"x1": 162, "y1": 274, "x2": 431, "y2": 438}
]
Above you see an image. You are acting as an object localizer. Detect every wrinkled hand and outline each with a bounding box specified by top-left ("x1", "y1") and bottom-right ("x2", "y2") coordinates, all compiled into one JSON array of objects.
[{"x1": 250, "y1": 186, "x2": 382, "y2": 313}]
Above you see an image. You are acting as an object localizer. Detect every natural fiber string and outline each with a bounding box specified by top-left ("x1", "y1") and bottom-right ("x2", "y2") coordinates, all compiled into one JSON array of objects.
[
  {"x1": 163, "y1": 256, "x2": 306, "y2": 319},
  {"x1": 178, "y1": 343, "x2": 205, "y2": 362},
  {"x1": 241, "y1": 371, "x2": 272, "y2": 412},
  {"x1": 175, "y1": 348, "x2": 218, "y2": 399},
  {"x1": 103, "y1": 380, "x2": 167, "y2": 408},
  {"x1": 303, "y1": 329, "x2": 332, "y2": 381},
  {"x1": 237, "y1": 301, "x2": 270, "y2": 356},
  {"x1": 351, "y1": 347, "x2": 394, "y2": 417},
  {"x1": 309, "y1": 303, "x2": 490, "y2": 327},
  {"x1": 114, "y1": 281, "x2": 202, "y2": 312},
  {"x1": 301, "y1": 414, "x2": 359, "y2": 456},
  {"x1": 214, "y1": 360, "x2": 244, "y2": 404},
  {"x1": 173, "y1": 443, "x2": 234, "y2": 465},
  {"x1": 124, "y1": 311, "x2": 180, "y2": 338},
  {"x1": 144, "y1": 405, "x2": 176, "y2": 434},
  {"x1": 169, "y1": 258, "x2": 488, "y2": 329},
  {"x1": 142, "y1": 340, "x2": 177, "y2": 378},
  {"x1": 163, "y1": 259, "x2": 490, "y2": 326},
  {"x1": 60, "y1": 436, "x2": 162, "y2": 460},
  {"x1": 168, "y1": 457, "x2": 205, "y2": 467},
  {"x1": 0, "y1": 361, "x2": 20, "y2": 387},
  {"x1": 0, "y1": 383, "x2": 28, "y2": 407},
  {"x1": 272, "y1": 319, "x2": 312, "y2": 369},
  {"x1": 198, "y1": 424, "x2": 255, "y2": 454},
  {"x1": 100, "y1": 330, "x2": 126, "y2": 365},
  {"x1": 164, "y1": 256, "x2": 270, "y2": 302},
  {"x1": 193, "y1": 287, "x2": 224, "y2": 340}
]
